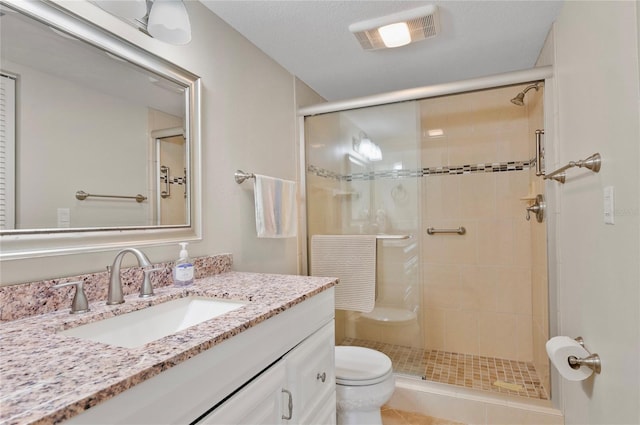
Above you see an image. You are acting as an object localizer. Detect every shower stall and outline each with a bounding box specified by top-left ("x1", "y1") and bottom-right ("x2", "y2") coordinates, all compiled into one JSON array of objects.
[{"x1": 302, "y1": 71, "x2": 551, "y2": 402}]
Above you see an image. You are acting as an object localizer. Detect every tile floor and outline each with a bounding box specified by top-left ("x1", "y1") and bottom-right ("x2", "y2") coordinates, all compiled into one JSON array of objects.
[
  {"x1": 381, "y1": 406, "x2": 466, "y2": 425},
  {"x1": 341, "y1": 338, "x2": 548, "y2": 400}
]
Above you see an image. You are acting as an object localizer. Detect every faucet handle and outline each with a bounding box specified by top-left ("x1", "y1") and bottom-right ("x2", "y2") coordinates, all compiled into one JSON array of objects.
[
  {"x1": 54, "y1": 280, "x2": 90, "y2": 314},
  {"x1": 140, "y1": 267, "x2": 164, "y2": 298}
]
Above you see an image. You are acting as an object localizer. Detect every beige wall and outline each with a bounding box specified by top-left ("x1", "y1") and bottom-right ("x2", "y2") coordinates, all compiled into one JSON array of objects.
[
  {"x1": 1, "y1": 0, "x2": 312, "y2": 284},
  {"x1": 420, "y1": 85, "x2": 542, "y2": 362},
  {"x1": 550, "y1": 1, "x2": 640, "y2": 423}
]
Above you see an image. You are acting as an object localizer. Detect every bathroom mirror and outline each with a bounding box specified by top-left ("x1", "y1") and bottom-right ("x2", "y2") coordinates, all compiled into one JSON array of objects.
[{"x1": 0, "y1": 1, "x2": 201, "y2": 259}]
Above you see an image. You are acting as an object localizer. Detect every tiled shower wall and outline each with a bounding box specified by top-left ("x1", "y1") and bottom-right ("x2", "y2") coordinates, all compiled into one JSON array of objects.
[{"x1": 419, "y1": 84, "x2": 544, "y2": 363}]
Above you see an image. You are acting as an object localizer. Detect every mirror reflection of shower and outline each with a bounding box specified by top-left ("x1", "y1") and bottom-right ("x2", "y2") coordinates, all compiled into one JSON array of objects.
[{"x1": 154, "y1": 127, "x2": 187, "y2": 225}]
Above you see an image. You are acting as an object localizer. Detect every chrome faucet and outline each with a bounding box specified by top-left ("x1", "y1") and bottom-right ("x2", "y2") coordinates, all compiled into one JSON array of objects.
[{"x1": 107, "y1": 248, "x2": 152, "y2": 305}]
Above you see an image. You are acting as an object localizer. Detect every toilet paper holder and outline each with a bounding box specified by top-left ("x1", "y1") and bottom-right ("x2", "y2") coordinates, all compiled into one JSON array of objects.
[{"x1": 569, "y1": 337, "x2": 601, "y2": 374}]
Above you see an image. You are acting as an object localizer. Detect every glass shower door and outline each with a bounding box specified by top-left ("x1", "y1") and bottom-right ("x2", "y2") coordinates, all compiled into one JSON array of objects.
[{"x1": 305, "y1": 100, "x2": 425, "y2": 378}]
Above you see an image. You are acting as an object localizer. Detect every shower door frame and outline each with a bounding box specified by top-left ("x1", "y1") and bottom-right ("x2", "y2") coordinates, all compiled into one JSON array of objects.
[
  {"x1": 297, "y1": 65, "x2": 560, "y2": 405},
  {"x1": 298, "y1": 66, "x2": 553, "y2": 277}
]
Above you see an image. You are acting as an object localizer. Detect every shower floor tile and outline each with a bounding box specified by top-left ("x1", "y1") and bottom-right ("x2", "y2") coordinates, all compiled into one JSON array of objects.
[{"x1": 341, "y1": 338, "x2": 548, "y2": 400}]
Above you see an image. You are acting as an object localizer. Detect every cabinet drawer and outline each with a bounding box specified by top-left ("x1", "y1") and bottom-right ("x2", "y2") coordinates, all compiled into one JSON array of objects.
[{"x1": 285, "y1": 321, "x2": 335, "y2": 422}]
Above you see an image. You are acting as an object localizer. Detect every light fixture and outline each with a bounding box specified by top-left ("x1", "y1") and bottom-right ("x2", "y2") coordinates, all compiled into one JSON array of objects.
[
  {"x1": 91, "y1": 0, "x2": 192, "y2": 45},
  {"x1": 378, "y1": 22, "x2": 411, "y2": 48},
  {"x1": 147, "y1": 0, "x2": 192, "y2": 45},
  {"x1": 353, "y1": 133, "x2": 382, "y2": 162},
  {"x1": 349, "y1": 5, "x2": 440, "y2": 51},
  {"x1": 427, "y1": 128, "x2": 444, "y2": 138},
  {"x1": 93, "y1": 0, "x2": 147, "y2": 21}
]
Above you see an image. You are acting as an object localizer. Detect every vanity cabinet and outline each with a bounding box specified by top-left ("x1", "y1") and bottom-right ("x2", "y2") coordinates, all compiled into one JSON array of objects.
[
  {"x1": 197, "y1": 360, "x2": 287, "y2": 424},
  {"x1": 284, "y1": 321, "x2": 335, "y2": 424},
  {"x1": 199, "y1": 321, "x2": 335, "y2": 425},
  {"x1": 65, "y1": 288, "x2": 335, "y2": 425}
]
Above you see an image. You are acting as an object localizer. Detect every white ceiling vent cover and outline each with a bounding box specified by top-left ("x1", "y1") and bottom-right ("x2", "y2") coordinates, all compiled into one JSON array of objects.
[{"x1": 349, "y1": 5, "x2": 440, "y2": 51}]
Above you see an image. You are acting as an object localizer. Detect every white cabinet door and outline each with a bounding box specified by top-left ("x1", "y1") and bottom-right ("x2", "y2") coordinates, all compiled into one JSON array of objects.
[
  {"x1": 197, "y1": 320, "x2": 336, "y2": 425},
  {"x1": 304, "y1": 391, "x2": 337, "y2": 425},
  {"x1": 284, "y1": 321, "x2": 335, "y2": 424},
  {"x1": 197, "y1": 361, "x2": 286, "y2": 425}
]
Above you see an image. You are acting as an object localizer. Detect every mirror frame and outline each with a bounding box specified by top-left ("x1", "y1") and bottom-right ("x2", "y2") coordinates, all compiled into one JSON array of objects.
[{"x1": 0, "y1": 0, "x2": 202, "y2": 260}]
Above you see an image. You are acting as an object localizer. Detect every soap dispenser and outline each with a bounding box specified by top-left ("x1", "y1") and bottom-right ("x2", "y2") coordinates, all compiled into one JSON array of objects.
[{"x1": 173, "y1": 242, "x2": 194, "y2": 287}]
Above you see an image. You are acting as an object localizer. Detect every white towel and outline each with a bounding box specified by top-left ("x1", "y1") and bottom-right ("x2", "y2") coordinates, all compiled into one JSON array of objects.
[
  {"x1": 254, "y1": 174, "x2": 297, "y2": 238},
  {"x1": 310, "y1": 235, "x2": 376, "y2": 313}
]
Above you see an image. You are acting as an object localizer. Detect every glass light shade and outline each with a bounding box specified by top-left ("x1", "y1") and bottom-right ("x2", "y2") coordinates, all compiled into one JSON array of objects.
[
  {"x1": 378, "y1": 22, "x2": 411, "y2": 48},
  {"x1": 356, "y1": 138, "x2": 383, "y2": 161},
  {"x1": 147, "y1": 0, "x2": 192, "y2": 45},
  {"x1": 94, "y1": 0, "x2": 148, "y2": 20}
]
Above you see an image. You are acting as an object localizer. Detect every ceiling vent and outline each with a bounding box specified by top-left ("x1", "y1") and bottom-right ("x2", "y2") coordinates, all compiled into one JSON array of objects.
[{"x1": 349, "y1": 5, "x2": 440, "y2": 51}]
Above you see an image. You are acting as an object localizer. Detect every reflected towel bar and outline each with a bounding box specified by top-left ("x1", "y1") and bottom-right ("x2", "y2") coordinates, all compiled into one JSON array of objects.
[
  {"x1": 427, "y1": 227, "x2": 466, "y2": 235},
  {"x1": 544, "y1": 153, "x2": 601, "y2": 184},
  {"x1": 235, "y1": 170, "x2": 255, "y2": 184},
  {"x1": 75, "y1": 190, "x2": 147, "y2": 203}
]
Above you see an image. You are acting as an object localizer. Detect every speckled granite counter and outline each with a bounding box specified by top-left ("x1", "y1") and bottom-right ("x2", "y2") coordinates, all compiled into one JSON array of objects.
[{"x1": 0, "y1": 271, "x2": 337, "y2": 425}]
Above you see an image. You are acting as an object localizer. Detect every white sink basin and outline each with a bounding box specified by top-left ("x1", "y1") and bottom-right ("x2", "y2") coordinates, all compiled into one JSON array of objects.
[{"x1": 59, "y1": 296, "x2": 246, "y2": 348}]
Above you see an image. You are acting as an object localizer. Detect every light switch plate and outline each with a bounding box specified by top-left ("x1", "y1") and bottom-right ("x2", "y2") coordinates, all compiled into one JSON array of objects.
[{"x1": 603, "y1": 186, "x2": 614, "y2": 225}]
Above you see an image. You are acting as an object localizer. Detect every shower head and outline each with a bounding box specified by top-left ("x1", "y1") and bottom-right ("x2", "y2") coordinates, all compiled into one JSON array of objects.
[
  {"x1": 510, "y1": 92, "x2": 526, "y2": 106},
  {"x1": 510, "y1": 83, "x2": 541, "y2": 106}
]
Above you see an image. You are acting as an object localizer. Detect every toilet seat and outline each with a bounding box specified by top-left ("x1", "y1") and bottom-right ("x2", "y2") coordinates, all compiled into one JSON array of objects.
[{"x1": 335, "y1": 346, "x2": 393, "y2": 386}]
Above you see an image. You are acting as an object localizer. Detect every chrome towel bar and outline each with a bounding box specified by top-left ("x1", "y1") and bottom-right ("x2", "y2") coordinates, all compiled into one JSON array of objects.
[
  {"x1": 234, "y1": 170, "x2": 255, "y2": 184},
  {"x1": 75, "y1": 190, "x2": 147, "y2": 203},
  {"x1": 544, "y1": 153, "x2": 601, "y2": 184},
  {"x1": 426, "y1": 227, "x2": 466, "y2": 235}
]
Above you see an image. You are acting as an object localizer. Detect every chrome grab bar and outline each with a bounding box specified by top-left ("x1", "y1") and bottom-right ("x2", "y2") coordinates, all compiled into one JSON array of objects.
[
  {"x1": 76, "y1": 190, "x2": 147, "y2": 203},
  {"x1": 426, "y1": 227, "x2": 466, "y2": 235}
]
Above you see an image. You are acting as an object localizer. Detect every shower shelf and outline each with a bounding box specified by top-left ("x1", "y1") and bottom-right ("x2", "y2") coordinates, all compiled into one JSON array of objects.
[{"x1": 332, "y1": 190, "x2": 359, "y2": 198}]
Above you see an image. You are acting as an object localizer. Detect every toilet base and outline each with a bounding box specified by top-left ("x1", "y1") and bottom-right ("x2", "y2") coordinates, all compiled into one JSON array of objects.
[
  {"x1": 337, "y1": 408, "x2": 382, "y2": 425},
  {"x1": 335, "y1": 374, "x2": 395, "y2": 425}
]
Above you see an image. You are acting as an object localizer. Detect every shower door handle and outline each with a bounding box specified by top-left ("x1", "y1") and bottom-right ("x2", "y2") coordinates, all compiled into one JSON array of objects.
[
  {"x1": 535, "y1": 130, "x2": 544, "y2": 176},
  {"x1": 160, "y1": 165, "x2": 170, "y2": 198}
]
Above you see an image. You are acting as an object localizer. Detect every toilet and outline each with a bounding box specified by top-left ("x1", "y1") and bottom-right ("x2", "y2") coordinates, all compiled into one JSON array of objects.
[{"x1": 334, "y1": 346, "x2": 395, "y2": 425}]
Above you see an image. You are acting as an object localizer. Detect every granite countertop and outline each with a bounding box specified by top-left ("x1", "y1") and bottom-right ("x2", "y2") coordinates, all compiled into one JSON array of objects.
[{"x1": 0, "y1": 271, "x2": 337, "y2": 425}]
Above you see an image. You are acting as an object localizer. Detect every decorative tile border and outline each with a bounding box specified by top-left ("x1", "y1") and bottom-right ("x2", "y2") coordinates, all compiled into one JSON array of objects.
[
  {"x1": 308, "y1": 158, "x2": 535, "y2": 181},
  {"x1": 0, "y1": 253, "x2": 233, "y2": 322},
  {"x1": 307, "y1": 164, "x2": 344, "y2": 181}
]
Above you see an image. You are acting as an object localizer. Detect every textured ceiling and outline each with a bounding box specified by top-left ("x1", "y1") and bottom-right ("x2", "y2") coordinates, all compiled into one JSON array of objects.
[{"x1": 200, "y1": 1, "x2": 563, "y2": 102}]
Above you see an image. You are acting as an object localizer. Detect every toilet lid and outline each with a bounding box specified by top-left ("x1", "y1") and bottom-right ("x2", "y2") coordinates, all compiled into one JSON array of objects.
[{"x1": 335, "y1": 346, "x2": 392, "y2": 385}]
